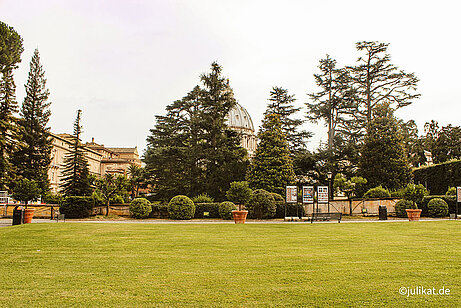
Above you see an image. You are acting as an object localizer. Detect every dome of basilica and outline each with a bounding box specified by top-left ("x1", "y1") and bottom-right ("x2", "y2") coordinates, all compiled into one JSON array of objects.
[
  {"x1": 225, "y1": 103, "x2": 255, "y2": 132},
  {"x1": 225, "y1": 103, "x2": 257, "y2": 157}
]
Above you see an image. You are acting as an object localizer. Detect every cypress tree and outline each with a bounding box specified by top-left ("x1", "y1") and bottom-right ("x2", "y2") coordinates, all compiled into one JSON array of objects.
[
  {"x1": 61, "y1": 110, "x2": 91, "y2": 197},
  {"x1": 12, "y1": 49, "x2": 52, "y2": 193},
  {"x1": 247, "y1": 113, "x2": 295, "y2": 196}
]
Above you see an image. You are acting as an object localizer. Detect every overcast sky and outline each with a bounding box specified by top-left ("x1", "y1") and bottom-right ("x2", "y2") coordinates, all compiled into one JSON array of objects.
[{"x1": 2, "y1": 0, "x2": 460, "y2": 155}]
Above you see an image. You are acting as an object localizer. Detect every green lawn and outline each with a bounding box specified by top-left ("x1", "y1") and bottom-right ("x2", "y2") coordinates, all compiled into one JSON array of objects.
[{"x1": 0, "y1": 221, "x2": 460, "y2": 307}]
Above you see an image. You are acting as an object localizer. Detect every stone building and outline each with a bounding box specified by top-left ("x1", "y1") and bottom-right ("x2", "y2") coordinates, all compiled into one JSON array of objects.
[
  {"x1": 226, "y1": 103, "x2": 257, "y2": 157},
  {"x1": 48, "y1": 134, "x2": 141, "y2": 193}
]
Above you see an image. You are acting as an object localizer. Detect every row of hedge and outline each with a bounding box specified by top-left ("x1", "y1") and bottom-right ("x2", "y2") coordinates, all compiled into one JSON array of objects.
[{"x1": 413, "y1": 160, "x2": 461, "y2": 195}]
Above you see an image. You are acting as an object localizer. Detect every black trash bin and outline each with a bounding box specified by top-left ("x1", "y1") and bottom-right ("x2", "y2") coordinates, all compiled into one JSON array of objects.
[
  {"x1": 379, "y1": 205, "x2": 387, "y2": 220},
  {"x1": 12, "y1": 206, "x2": 24, "y2": 225}
]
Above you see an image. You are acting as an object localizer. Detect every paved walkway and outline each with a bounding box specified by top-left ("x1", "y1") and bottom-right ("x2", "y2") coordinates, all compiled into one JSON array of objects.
[{"x1": 1, "y1": 217, "x2": 457, "y2": 227}]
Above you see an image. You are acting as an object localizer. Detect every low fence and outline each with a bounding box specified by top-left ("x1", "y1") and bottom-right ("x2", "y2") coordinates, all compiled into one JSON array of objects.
[
  {"x1": 304, "y1": 198, "x2": 400, "y2": 215},
  {"x1": 2, "y1": 204, "x2": 60, "y2": 219}
]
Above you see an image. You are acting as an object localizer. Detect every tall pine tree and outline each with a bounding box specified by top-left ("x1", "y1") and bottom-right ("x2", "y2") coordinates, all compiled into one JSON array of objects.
[
  {"x1": 144, "y1": 62, "x2": 248, "y2": 201},
  {"x1": 348, "y1": 41, "x2": 420, "y2": 127},
  {"x1": 247, "y1": 113, "x2": 295, "y2": 196},
  {"x1": 0, "y1": 21, "x2": 23, "y2": 191},
  {"x1": 12, "y1": 49, "x2": 52, "y2": 194},
  {"x1": 265, "y1": 87, "x2": 311, "y2": 154},
  {"x1": 61, "y1": 110, "x2": 91, "y2": 197}
]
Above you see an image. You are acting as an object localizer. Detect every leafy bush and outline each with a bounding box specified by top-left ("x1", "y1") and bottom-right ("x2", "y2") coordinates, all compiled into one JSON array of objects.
[
  {"x1": 192, "y1": 194, "x2": 214, "y2": 203},
  {"x1": 91, "y1": 191, "x2": 106, "y2": 207},
  {"x1": 421, "y1": 195, "x2": 456, "y2": 216},
  {"x1": 168, "y1": 195, "x2": 195, "y2": 220},
  {"x1": 446, "y1": 187, "x2": 456, "y2": 195},
  {"x1": 219, "y1": 201, "x2": 237, "y2": 220},
  {"x1": 194, "y1": 203, "x2": 220, "y2": 218},
  {"x1": 427, "y1": 198, "x2": 449, "y2": 217},
  {"x1": 394, "y1": 199, "x2": 416, "y2": 218},
  {"x1": 150, "y1": 203, "x2": 169, "y2": 219},
  {"x1": 270, "y1": 193, "x2": 284, "y2": 202},
  {"x1": 246, "y1": 189, "x2": 276, "y2": 219},
  {"x1": 403, "y1": 183, "x2": 428, "y2": 206},
  {"x1": 60, "y1": 196, "x2": 94, "y2": 218},
  {"x1": 226, "y1": 181, "x2": 252, "y2": 209},
  {"x1": 110, "y1": 194, "x2": 125, "y2": 204},
  {"x1": 390, "y1": 188, "x2": 405, "y2": 198},
  {"x1": 12, "y1": 179, "x2": 40, "y2": 204},
  {"x1": 43, "y1": 191, "x2": 63, "y2": 205},
  {"x1": 129, "y1": 198, "x2": 152, "y2": 219},
  {"x1": 363, "y1": 186, "x2": 391, "y2": 199},
  {"x1": 274, "y1": 202, "x2": 305, "y2": 218}
]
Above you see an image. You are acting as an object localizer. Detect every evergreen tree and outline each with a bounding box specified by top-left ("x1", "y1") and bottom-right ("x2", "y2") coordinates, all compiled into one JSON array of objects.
[
  {"x1": 61, "y1": 110, "x2": 91, "y2": 197},
  {"x1": 247, "y1": 113, "x2": 295, "y2": 196},
  {"x1": 359, "y1": 104, "x2": 411, "y2": 190},
  {"x1": 144, "y1": 62, "x2": 248, "y2": 201},
  {"x1": 307, "y1": 55, "x2": 359, "y2": 154},
  {"x1": 0, "y1": 21, "x2": 23, "y2": 191},
  {"x1": 12, "y1": 49, "x2": 52, "y2": 193},
  {"x1": 265, "y1": 87, "x2": 311, "y2": 154},
  {"x1": 348, "y1": 41, "x2": 420, "y2": 127}
]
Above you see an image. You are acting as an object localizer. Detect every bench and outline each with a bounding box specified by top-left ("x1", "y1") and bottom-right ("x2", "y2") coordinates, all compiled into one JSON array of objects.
[{"x1": 309, "y1": 212, "x2": 342, "y2": 223}]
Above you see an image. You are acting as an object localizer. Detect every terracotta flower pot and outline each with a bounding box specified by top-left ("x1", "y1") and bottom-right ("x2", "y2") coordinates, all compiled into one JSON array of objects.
[
  {"x1": 406, "y1": 209, "x2": 422, "y2": 221},
  {"x1": 23, "y1": 208, "x2": 35, "y2": 224},
  {"x1": 232, "y1": 210, "x2": 248, "y2": 224}
]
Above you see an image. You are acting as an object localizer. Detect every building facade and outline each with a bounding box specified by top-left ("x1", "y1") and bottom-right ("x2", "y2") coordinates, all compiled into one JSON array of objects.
[{"x1": 48, "y1": 134, "x2": 141, "y2": 193}]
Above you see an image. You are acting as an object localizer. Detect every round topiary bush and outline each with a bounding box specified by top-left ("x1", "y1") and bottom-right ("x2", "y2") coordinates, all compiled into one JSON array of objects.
[
  {"x1": 247, "y1": 189, "x2": 276, "y2": 219},
  {"x1": 427, "y1": 198, "x2": 449, "y2": 217},
  {"x1": 364, "y1": 186, "x2": 391, "y2": 199},
  {"x1": 168, "y1": 195, "x2": 195, "y2": 220},
  {"x1": 129, "y1": 198, "x2": 152, "y2": 219},
  {"x1": 394, "y1": 199, "x2": 416, "y2": 218},
  {"x1": 219, "y1": 201, "x2": 237, "y2": 220}
]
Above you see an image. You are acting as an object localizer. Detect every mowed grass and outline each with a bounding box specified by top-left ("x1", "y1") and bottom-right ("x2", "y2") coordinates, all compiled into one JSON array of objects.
[{"x1": 0, "y1": 221, "x2": 460, "y2": 307}]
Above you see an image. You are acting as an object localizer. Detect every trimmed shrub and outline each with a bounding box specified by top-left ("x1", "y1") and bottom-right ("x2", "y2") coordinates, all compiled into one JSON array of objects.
[
  {"x1": 420, "y1": 195, "x2": 456, "y2": 216},
  {"x1": 427, "y1": 198, "x2": 449, "y2": 217},
  {"x1": 394, "y1": 199, "x2": 416, "y2": 218},
  {"x1": 192, "y1": 194, "x2": 214, "y2": 203},
  {"x1": 150, "y1": 203, "x2": 169, "y2": 219},
  {"x1": 363, "y1": 186, "x2": 391, "y2": 199},
  {"x1": 219, "y1": 201, "x2": 237, "y2": 220},
  {"x1": 403, "y1": 183, "x2": 428, "y2": 206},
  {"x1": 246, "y1": 189, "x2": 276, "y2": 219},
  {"x1": 194, "y1": 203, "x2": 220, "y2": 218},
  {"x1": 168, "y1": 195, "x2": 195, "y2": 220},
  {"x1": 226, "y1": 181, "x2": 252, "y2": 209},
  {"x1": 129, "y1": 198, "x2": 152, "y2": 219},
  {"x1": 60, "y1": 196, "x2": 94, "y2": 218}
]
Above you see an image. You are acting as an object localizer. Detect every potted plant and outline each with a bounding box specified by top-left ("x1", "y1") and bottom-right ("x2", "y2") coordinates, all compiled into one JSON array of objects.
[
  {"x1": 226, "y1": 181, "x2": 252, "y2": 224},
  {"x1": 402, "y1": 183, "x2": 427, "y2": 221},
  {"x1": 12, "y1": 179, "x2": 41, "y2": 223}
]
